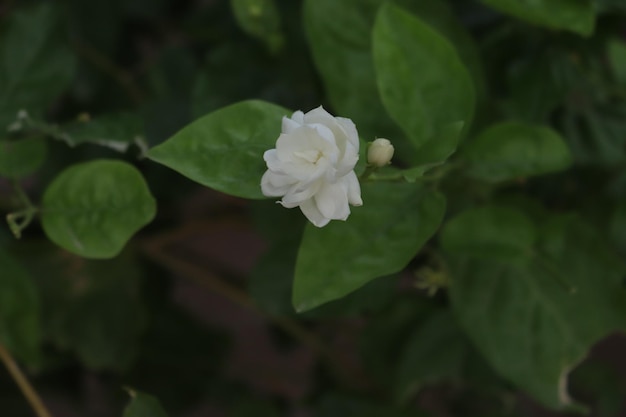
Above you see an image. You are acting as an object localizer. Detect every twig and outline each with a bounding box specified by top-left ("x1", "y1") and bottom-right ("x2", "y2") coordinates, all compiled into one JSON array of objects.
[
  {"x1": 0, "y1": 344, "x2": 53, "y2": 417},
  {"x1": 70, "y1": 37, "x2": 144, "y2": 105},
  {"x1": 140, "y1": 222, "x2": 370, "y2": 389}
]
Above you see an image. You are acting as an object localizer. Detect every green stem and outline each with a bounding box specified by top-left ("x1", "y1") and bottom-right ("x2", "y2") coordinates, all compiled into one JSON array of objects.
[{"x1": 6, "y1": 181, "x2": 38, "y2": 239}]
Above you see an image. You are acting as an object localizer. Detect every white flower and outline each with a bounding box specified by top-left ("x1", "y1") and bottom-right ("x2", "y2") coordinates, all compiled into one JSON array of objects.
[
  {"x1": 367, "y1": 138, "x2": 394, "y2": 167},
  {"x1": 261, "y1": 106, "x2": 363, "y2": 227}
]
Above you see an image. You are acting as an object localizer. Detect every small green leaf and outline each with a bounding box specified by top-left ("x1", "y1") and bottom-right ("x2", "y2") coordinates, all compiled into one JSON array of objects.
[
  {"x1": 395, "y1": 310, "x2": 470, "y2": 403},
  {"x1": 123, "y1": 391, "x2": 169, "y2": 417},
  {"x1": 0, "y1": 137, "x2": 47, "y2": 179},
  {"x1": 461, "y1": 122, "x2": 572, "y2": 182},
  {"x1": 293, "y1": 182, "x2": 445, "y2": 312},
  {"x1": 0, "y1": 249, "x2": 40, "y2": 364},
  {"x1": 447, "y1": 214, "x2": 626, "y2": 409},
  {"x1": 230, "y1": 0, "x2": 283, "y2": 53},
  {"x1": 442, "y1": 206, "x2": 536, "y2": 261},
  {"x1": 147, "y1": 100, "x2": 288, "y2": 199},
  {"x1": 372, "y1": 3, "x2": 475, "y2": 155},
  {"x1": 41, "y1": 160, "x2": 156, "y2": 259},
  {"x1": 608, "y1": 39, "x2": 626, "y2": 86},
  {"x1": 480, "y1": 0, "x2": 595, "y2": 36},
  {"x1": 0, "y1": 3, "x2": 76, "y2": 127}
]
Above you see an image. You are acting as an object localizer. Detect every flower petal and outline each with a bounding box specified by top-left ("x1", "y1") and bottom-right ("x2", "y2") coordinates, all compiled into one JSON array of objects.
[
  {"x1": 300, "y1": 198, "x2": 331, "y2": 227},
  {"x1": 291, "y1": 110, "x2": 305, "y2": 124},
  {"x1": 335, "y1": 116, "x2": 360, "y2": 151},
  {"x1": 261, "y1": 170, "x2": 295, "y2": 197},
  {"x1": 281, "y1": 179, "x2": 322, "y2": 208},
  {"x1": 263, "y1": 149, "x2": 284, "y2": 173},
  {"x1": 342, "y1": 171, "x2": 363, "y2": 206},
  {"x1": 314, "y1": 182, "x2": 350, "y2": 221},
  {"x1": 336, "y1": 140, "x2": 359, "y2": 177},
  {"x1": 282, "y1": 115, "x2": 301, "y2": 134}
]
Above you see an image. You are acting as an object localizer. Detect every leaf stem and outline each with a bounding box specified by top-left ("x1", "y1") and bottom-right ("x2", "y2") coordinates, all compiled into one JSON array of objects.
[
  {"x1": 0, "y1": 344, "x2": 53, "y2": 417},
  {"x1": 141, "y1": 220, "x2": 372, "y2": 391},
  {"x1": 70, "y1": 37, "x2": 144, "y2": 105},
  {"x1": 6, "y1": 180, "x2": 39, "y2": 238}
]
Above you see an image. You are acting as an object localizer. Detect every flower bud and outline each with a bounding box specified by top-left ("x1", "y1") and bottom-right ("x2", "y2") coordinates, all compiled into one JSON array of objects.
[{"x1": 367, "y1": 138, "x2": 394, "y2": 167}]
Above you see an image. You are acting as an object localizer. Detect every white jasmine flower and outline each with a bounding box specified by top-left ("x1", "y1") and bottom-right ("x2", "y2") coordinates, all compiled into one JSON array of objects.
[
  {"x1": 261, "y1": 106, "x2": 362, "y2": 227},
  {"x1": 367, "y1": 138, "x2": 394, "y2": 167}
]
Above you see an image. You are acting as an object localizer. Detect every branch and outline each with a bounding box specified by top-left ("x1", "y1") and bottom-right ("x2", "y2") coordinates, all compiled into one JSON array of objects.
[{"x1": 0, "y1": 344, "x2": 53, "y2": 417}]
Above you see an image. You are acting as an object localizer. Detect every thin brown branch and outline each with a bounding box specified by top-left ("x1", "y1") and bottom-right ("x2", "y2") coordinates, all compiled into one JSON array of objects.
[
  {"x1": 141, "y1": 225, "x2": 370, "y2": 389},
  {"x1": 0, "y1": 344, "x2": 53, "y2": 417},
  {"x1": 70, "y1": 37, "x2": 144, "y2": 105}
]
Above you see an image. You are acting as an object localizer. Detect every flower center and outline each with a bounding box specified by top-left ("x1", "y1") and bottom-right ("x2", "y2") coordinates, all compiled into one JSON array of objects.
[{"x1": 294, "y1": 150, "x2": 323, "y2": 164}]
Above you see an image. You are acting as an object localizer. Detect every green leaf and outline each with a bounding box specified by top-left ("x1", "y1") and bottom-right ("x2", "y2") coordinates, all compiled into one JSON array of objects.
[
  {"x1": 123, "y1": 391, "x2": 169, "y2": 417},
  {"x1": 396, "y1": 0, "x2": 486, "y2": 101},
  {"x1": 147, "y1": 100, "x2": 288, "y2": 199},
  {"x1": 395, "y1": 310, "x2": 471, "y2": 403},
  {"x1": 41, "y1": 160, "x2": 156, "y2": 259},
  {"x1": 372, "y1": 3, "x2": 475, "y2": 159},
  {"x1": 360, "y1": 297, "x2": 438, "y2": 385},
  {"x1": 230, "y1": 0, "x2": 283, "y2": 53},
  {"x1": 447, "y1": 213, "x2": 626, "y2": 409},
  {"x1": 0, "y1": 137, "x2": 47, "y2": 179},
  {"x1": 0, "y1": 3, "x2": 76, "y2": 128},
  {"x1": 293, "y1": 182, "x2": 445, "y2": 312},
  {"x1": 441, "y1": 206, "x2": 536, "y2": 261},
  {"x1": 563, "y1": 104, "x2": 626, "y2": 167},
  {"x1": 303, "y1": 0, "x2": 401, "y2": 142},
  {"x1": 0, "y1": 249, "x2": 40, "y2": 364},
  {"x1": 608, "y1": 39, "x2": 626, "y2": 86},
  {"x1": 461, "y1": 122, "x2": 572, "y2": 183},
  {"x1": 54, "y1": 256, "x2": 146, "y2": 371},
  {"x1": 64, "y1": 112, "x2": 146, "y2": 154},
  {"x1": 480, "y1": 0, "x2": 595, "y2": 36}
]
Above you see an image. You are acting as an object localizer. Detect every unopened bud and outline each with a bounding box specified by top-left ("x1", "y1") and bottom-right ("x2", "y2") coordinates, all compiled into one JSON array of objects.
[{"x1": 367, "y1": 138, "x2": 394, "y2": 167}]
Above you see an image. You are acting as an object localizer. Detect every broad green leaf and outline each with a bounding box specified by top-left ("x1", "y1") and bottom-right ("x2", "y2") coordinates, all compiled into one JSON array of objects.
[
  {"x1": 231, "y1": 0, "x2": 283, "y2": 53},
  {"x1": 250, "y1": 241, "x2": 397, "y2": 318},
  {"x1": 293, "y1": 182, "x2": 445, "y2": 312},
  {"x1": 447, "y1": 214, "x2": 626, "y2": 409},
  {"x1": 441, "y1": 206, "x2": 536, "y2": 261},
  {"x1": 396, "y1": 0, "x2": 486, "y2": 101},
  {"x1": 480, "y1": 0, "x2": 595, "y2": 36},
  {"x1": 305, "y1": 0, "x2": 482, "y2": 154},
  {"x1": 0, "y1": 3, "x2": 76, "y2": 128},
  {"x1": 608, "y1": 39, "x2": 626, "y2": 86},
  {"x1": 0, "y1": 249, "x2": 40, "y2": 364},
  {"x1": 303, "y1": 0, "x2": 402, "y2": 142},
  {"x1": 0, "y1": 137, "x2": 47, "y2": 179},
  {"x1": 147, "y1": 100, "x2": 288, "y2": 199},
  {"x1": 123, "y1": 391, "x2": 169, "y2": 417},
  {"x1": 462, "y1": 122, "x2": 572, "y2": 182},
  {"x1": 395, "y1": 310, "x2": 471, "y2": 403},
  {"x1": 372, "y1": 3, "x2": 475, "y2": 158},
  {"x1": 41, "y1": 160, "x2": 156, "y2": 259}
]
